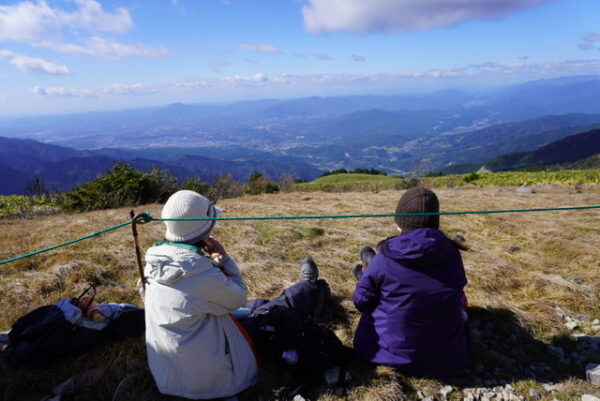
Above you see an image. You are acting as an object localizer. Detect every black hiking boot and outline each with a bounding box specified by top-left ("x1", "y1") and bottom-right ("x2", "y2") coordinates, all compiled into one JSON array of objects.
[
  {"x1": 313, "y1": 279, "x2": 332, "y2": 321},
  {"x1": 360, "y1": 246, "x2": 376, "y2": 266},
  {"x1": 300, "y1": 257, "x2": 319, "y2": 285},
  {"x1": 352, "y1": 264, "x2": 363, "y2": 281}
]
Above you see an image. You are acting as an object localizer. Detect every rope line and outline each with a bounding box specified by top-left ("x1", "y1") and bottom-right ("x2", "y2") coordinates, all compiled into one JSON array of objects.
[
  {"x1": 0, "y1": 221, "x2": 132, "y2": 266},
  {"x1": 1, "y1": 205, "x2": 598, "y2": 266},
  {"x1": 152, "y1": 205, "x2": 600, "y2": 221}
]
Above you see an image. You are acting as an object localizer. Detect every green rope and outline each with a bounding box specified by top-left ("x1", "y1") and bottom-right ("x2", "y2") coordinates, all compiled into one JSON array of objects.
[
  {"x1": 153, "y1": 205, "x2": 600, "y2": 221},
  {"x1": 1, "y1": 205, "x2": 599, "y2": 266},
  {"x1": 0, "y1": 221, "x2": 132, "y2": 266}
]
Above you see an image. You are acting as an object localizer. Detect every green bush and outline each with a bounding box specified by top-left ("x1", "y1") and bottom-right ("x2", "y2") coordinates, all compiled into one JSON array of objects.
[
  {"x1": 62, "y1": 162, "x2": 178, "y2": 212},
  {"x1": 181, "y1": 177, "x2": 211, "y2": 196},
  {"x1": 463, "y1": 172, "x2": 481, "y2": 183},
  {"x1": 245, "y1": 172, "x2": 279, "y2": 195}
]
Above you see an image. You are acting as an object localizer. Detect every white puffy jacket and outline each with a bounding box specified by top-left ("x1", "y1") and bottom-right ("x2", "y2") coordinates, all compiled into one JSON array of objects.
[{"x1": 143, "y1": 243, "x2": 258, "y2": 399}]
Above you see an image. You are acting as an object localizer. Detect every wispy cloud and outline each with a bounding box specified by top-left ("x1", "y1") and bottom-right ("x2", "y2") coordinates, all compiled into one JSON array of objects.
[
  {"x1": 302, "y1": 0, "x2": 554, "y2": 34},
  {"x1": 239, "y1": 43, "x2": 282, "y2": 54},
  {"x1": 30, "y1": 59, "x2": 600, "y2": 99},
  {"x1": 37, "y1": 37, "x2": 172, "y2": 60},
  {"x1": 579, "y1": 33, "x2": 600, "y2": 50},
  {"x1": 0, "y1": 50, "x2": 71, "y2": 75},
  {"x1": 313, "y1": 52, "x2": 332, "y2": 61},
  {"x1": 352, "y1": 54, "x2": 366, "y2": 62},
  {"x1": 33, "y1": 82, "x2": 155, "y2": 98},
  {"x1": 209, "y1": 60, "x2": 232, "y2": 73}
]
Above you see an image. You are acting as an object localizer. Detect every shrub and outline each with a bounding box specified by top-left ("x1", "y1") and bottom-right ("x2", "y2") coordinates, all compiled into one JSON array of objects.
[
  {"x1": 181, "y1": 177, "x2": 211, "y2": 196},
  {"x1": 62, "y1": 162, "x2": 178, "y2": 212},
  {"x1": 211, "y1": 173, "x2": 244, "y2": 200},
  {"x1": 463, "y1": 172, "x2": 481, "y2": 183},
  {"x1": 395, "y1": 177, "x2": 421, "y2": 190},
  {"x1": 246, "y1": 172, "x2": 279, "y2": 195}
]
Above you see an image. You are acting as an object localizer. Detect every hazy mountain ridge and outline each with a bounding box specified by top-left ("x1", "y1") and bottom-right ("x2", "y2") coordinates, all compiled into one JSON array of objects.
[
  {"x1": 1, "y1": 76, "x2": 600, "y2": 193},
  {"x1": 0, "y1": 137, "x2": 323, "y2": 195},
  {"x1": 484, "y1": 129, "x2": 600, "y2": 171}
]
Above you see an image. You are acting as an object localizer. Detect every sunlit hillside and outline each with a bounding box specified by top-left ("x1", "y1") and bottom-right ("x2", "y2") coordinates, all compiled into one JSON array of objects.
[{"x1": 1, "y1": 184, "x2": 600, "y2": 400}]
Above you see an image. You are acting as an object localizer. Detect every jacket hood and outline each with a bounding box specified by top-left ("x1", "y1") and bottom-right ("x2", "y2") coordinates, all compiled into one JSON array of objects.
[
  {"x1": 380, "y1": 228, "x2": 455, "y2": 269},
  {"x1": 144, "y1": 244, "x2": 213, "y2": 285}
]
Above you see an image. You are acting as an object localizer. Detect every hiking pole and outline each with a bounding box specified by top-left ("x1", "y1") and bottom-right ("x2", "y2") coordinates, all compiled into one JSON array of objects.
[{"x1": 130, "y1": 210, "x2": 150, "y2": 292}]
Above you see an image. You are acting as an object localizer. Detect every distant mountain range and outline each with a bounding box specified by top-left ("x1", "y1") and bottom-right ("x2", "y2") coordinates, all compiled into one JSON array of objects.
[
  {"x1": 441, "y1": 129, "x2": 600, "y2": 174},
  {"x1": 1, "y1": 75, "x2": 600, "y2": 194},
  {"x1": 0, "y1": 137, "x2": 322, "y2": 195}
]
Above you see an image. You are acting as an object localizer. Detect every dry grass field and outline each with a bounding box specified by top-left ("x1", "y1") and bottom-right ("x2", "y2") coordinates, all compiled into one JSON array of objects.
[{"x1": 1, "y1": 184, "x2": 600, "y2": 401}]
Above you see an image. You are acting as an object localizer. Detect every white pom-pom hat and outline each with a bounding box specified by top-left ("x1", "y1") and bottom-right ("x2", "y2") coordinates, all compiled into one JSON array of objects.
[{"x1": 161, "y1": 190, "x2": 223, "y2": 243}]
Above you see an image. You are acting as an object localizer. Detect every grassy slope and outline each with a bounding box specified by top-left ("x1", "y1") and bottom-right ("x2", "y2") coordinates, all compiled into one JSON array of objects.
[
  {"x1": 297, "y1": 173, "x2": 403, "y2": 192},
  {"x1": 1, "y1": 184, "x2": 600, "y2": 400}
]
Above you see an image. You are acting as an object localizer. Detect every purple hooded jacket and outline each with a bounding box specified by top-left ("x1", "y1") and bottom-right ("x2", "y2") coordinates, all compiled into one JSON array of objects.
[{"x1": 353, "y1": 228, "x2": 469, "y2": 377}]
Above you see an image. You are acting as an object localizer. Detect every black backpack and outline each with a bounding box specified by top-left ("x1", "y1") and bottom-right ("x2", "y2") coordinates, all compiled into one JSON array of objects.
[{"x1": 7, "y1": 288, "x2": 144, "y2": 369}]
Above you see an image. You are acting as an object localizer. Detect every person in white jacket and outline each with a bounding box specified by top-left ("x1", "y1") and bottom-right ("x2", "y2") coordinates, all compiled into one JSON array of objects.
[{"x1": 143, "y1": 190, "x2": 258, "y2": 400}]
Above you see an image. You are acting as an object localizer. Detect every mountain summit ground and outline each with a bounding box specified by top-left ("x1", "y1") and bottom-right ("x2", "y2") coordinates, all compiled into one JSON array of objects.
[{"x1": 1, "y1": 185, "x2": 600, "y2": 400}]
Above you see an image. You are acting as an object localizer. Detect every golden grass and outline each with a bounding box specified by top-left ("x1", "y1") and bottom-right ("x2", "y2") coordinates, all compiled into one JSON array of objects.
[{"x1": 1, "y1": 184, "x2": 600, "y2": 400}]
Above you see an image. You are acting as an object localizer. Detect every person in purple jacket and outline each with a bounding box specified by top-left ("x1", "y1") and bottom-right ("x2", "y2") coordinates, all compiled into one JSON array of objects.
[{"x1": 352, "y1": 186, "x2": 470, "y2": 378}]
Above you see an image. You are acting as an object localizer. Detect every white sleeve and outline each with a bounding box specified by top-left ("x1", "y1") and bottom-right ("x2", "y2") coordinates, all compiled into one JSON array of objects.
[{"x1": 203, "y1": 254, "x2": 248, "y2": 311}]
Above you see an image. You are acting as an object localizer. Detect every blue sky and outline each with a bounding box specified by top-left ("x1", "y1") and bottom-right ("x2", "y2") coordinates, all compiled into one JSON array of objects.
[{"x1": 0, "y1": 0, "x2": 599, "y2": 117}]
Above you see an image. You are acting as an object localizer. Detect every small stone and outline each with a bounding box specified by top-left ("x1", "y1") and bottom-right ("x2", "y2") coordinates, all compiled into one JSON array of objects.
[
  {"x1": 517, "y1": 186, "x2": 534, "y2": 194},
  {"x1": 592, "y1": 319, "x2": 600, "y2": 325},
  {"x1": 440, "y1": 385, "x2": 453, "y2": 397},
  {"x1": 292, "y1": 395, "x2": 307, "y2": 401},
  {"x1": 570, "y1": 278, "x2": 584, "y2": 285},
  {"x1": 504, "y1": 246, "x2": 521, "y2": 253},
  {"x1": 529, "y1": 389, "x2": 542, "y2": 398},
  {"x1": 542, "y1": 384, "x2": 559, "y2": 392},
  {"x1": 566, "y1": 321, "x2": 579, "y2": 330},
  {"x1": 582, "y1": 395, "x2": 600, "y2": 401},
  {"x1": 586, "y1": 363, "x2": 600, "y2": 385}
]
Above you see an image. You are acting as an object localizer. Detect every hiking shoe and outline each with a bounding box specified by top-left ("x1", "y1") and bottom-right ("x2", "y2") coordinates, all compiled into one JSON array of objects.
[
  {"x1": 360, "y1": 246, "x2": 376, "y2": 266},
  {"x1": 300, "y1": 257, "x2": 319, "y2": 285},
  {"x1": 352, "y1": 264, "x2": 363, "y2": 281},
  {"x1": 313, "y1": 279, "x2": 332, "y2": 321}
]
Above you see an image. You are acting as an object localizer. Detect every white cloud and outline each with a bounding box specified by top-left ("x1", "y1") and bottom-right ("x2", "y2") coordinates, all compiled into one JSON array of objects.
[
  {"x1": 32, "y1": 82, "x2": 153, "y2": 98},
  {"x1": 579, "y1": 33, "x2": 600, "y2": 50},
  {"x1": 30, "y1": 59, "x2": 600, "y2": 99},
  {"x1": 0, "y1": 49, "x2": 71, "y2": 75},
  {"x1": 239, "y1": 43, "x2": 282, "y2": 54},
  {"x1": 10, "y1": 54, "x2": 71, "y2": 75},
  {"x1": 36, "y1": 37, "x2": 172, "y2": 60},
  {"x1": 352, "y1": 54, "x2": 366, "y2": 62},
  {"x1": 0, "y1": 0, "x2": 133, "y2": 43},
  {"x1": 32, "y1": 86, "x2": 96, "y2": 97},
  {"x1": 302, "y1": 0, "x2": 554, "y2": 34},
  {"x1": 0, "y1": 1, "x2": 170, "y2": 62}
]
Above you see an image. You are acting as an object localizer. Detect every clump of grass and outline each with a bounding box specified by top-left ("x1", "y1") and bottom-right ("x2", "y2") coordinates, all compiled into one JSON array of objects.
[{"x1": 296, "y1": 226, "x2": 326, "y2": 238}]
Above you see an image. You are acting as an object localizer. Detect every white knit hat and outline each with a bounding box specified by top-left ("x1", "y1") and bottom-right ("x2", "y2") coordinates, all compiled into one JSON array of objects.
[{"x1": 161, "y1": 190, "x2": 223, "y2": 243}]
